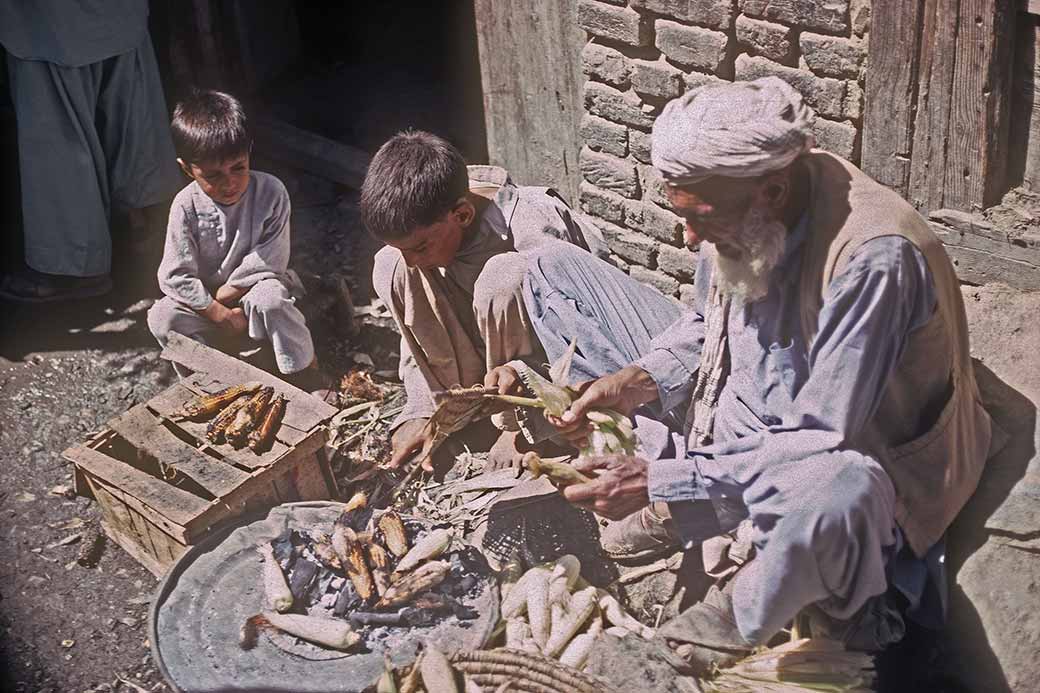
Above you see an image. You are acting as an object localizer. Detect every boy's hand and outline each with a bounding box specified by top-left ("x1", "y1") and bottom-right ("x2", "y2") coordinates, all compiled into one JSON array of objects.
[
  {"x1": 201, "y1": 300, "x2": 248, "y2": 334},
  {"x1": 215, "y1": 283, "x2": 247, "y2": 305},
  {"x1": 546, "y1": 365, "x2": 659, "y2": 448},
  {"x1": 225, "y1": 307, "x2": 248, "y2": 334},
  {"x1": 483, "y1": 364, "x2": 524, "y2": 396},
  {"x1": 387, "y1": 418, "x2": 436, "y2": 471}
]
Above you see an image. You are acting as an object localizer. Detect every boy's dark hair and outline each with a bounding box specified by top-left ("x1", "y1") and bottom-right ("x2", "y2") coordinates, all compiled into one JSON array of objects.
[
  {"x1": 360, "y1": 130, "x2": 469, "y2": 240},
  {"x1": 171, "y1": 89, "x2": 251, "y2": 164}
]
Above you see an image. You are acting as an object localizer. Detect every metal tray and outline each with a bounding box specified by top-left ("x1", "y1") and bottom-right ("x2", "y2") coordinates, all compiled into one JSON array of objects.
[{"x1": 149, "y1": 501, "x2": 496, "y2": 692}]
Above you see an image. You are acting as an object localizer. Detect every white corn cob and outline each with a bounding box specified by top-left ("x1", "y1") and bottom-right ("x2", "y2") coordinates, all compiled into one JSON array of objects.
[
  {"x1": 527, "y1": 569, "x2": 551, "y2": 649},
  {"x1": 598, "y1": 589, "x2": 654, "y2": 639},
  {"x1": 258, "y1": 543, "x2": 293, "y2": 613},
  {"x1": 261, "y1": 612, "x2": 360, "y2": 650},
  {"x1": 559, "y1": 632, "x2": 597, "y2": 669},
  {"x1": 544, "y1": 586, "x2": 598, "y2": 657},
  {"x1": 548, "y1": 554, "x2": 581, "y2": 605},
  {"x1": 419, "y1": 646, "x2": 458, "y2": 693},
  {"x1": 604, "y1": 626, "x2": 631, "y2": 638},
  {"x1": 500, "y1": 565, "x2": 551, "y2": 619},
  {"x1": 505, "y1": 618, "x2": 532, "y2": 649},
  {"x1": 392, "y1": 528, "x2": 452, "y2": 576}
]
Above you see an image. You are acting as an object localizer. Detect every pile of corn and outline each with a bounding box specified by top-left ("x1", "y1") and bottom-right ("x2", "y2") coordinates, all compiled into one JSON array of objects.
[
  {"x1": 174, "y1": 381, "x2": 287, "y2": 453},
  {"x1": 704, "y1": 638, "x2": 875, "y2": 693},
  {"x1": 493, "y1": 554, "x2": 653, "y2": 670}
]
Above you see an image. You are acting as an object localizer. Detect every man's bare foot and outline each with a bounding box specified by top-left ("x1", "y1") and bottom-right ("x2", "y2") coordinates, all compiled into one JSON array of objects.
[{"x1": 485, "y1": 430, "x2": 527, "y2": 471}]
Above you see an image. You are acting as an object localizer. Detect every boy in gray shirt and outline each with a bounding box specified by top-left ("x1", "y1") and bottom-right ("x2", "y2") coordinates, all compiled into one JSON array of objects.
[{"x1": 148, "y1": 91, "x2": 320, "y2": 388}]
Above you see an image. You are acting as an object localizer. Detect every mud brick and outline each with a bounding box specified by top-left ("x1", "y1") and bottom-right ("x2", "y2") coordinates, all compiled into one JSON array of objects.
[
  {"x1": 625, "y1": 198, "x2": 685, "y2": 245},
  {"x1": 679, "y1": 282, "x2": 698, "y2": 306},
  {"x1": 580, "y1": 181, "x2": 628, "y2": 224},
  {"x1": 735, "y1": 14, "x2": 792, "y2": 64},
  {"x1": 843, "y1": 80, "x2": 863, "y2": 121},
  {"x1": 578, "y1": 0, "x2": 653, "y2": 47},
  {"x1": 739, "y1": 0, "x2": 848, "y2": 35},
  {"x1": 684, "y1": 71, "x2": 729, "y2": 91},
  {"x1": 657, "y1": 244, "x2": 699, "y2": 281},
  {"x1": 812, "y1": 118, "x2": 857, "y2": 160},
  {"x1": 655, "y1": 20, "x2": 729, "y2": 73},
  {"x1": 582, "y1": 42, "x2": 632, "y2": 87},
  {"x1": 631, "y1": 58, "x2": 685, "y2": 99},
  {"x1": 600, "y1": 221, "x2": 659, "y2": 266},
  {"x1": 630, "y1": 129, "x2": 653, "y2": 164},
  {"x1": 584, "y1": 81, "x2": 658, "y2": 131},
  {"x1": 799, "y1": 33, "x2": 865, "y2": 79},
  {"x1": 631, "y1": 265, "x2": 681, "y2": 295},
  {"x1": 581, "y1": 114, "x2": 629, "y2": 157},
  {"x1": 631, "y1": 0, "x2": 736, "y2": 32},
  {"x1": 580, "y1": 147, "x2": 641, "y2": 198}
]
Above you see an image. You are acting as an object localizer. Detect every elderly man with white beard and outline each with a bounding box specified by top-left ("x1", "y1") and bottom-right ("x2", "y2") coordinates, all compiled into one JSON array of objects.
[{"x1": 485, "y1": 77, "x2": 995, "y2": 673}]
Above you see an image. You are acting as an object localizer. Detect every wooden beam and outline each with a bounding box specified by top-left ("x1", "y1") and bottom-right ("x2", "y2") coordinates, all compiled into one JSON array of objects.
[
  {"x1": 861, "y1": 0, "x2": 928, "y2": 196},
  {"x1": 252, "y1": 116, "x2": 370, "y2": 189},
  {"x1": 942, "y1": 0, "x2": 1016, "y2": 210},
  {"x1": 1022, "y1": 0, "x2": 1040, "y2": 15}
]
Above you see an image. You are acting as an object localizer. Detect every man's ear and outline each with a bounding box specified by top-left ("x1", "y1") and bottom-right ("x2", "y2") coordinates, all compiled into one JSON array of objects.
[
  {"x1": 756, "y1": 171, "x2": 790, "y2": 210},
  {"x1": 454, "y1": 197, "x2": 477, "y2": 228},
  {"x1": 176, "y1": 158, "x2": 194, "y2": 178}
]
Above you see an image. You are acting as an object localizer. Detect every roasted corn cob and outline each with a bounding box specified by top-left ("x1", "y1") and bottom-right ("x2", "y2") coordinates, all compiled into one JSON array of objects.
[
  {"x1": 333, "y1": 524, "x2": 375, "y2": 601},
  {"x1": 377, "y1": 560, "x2": 450, "y2": 609},
  {"x1": 225, "y1": 387, "x2": 274, "y2": 448},
  {"x1": 524, "y1": 454, "x2": 592, "y2": 488},
  {"x1": 392, "y1": 528, "x2": 452, "y2": 577},
  {"x1": 206, "y1": 396, "x2": 251, "y2": 444},
  {"x1": 378, "y1": 510, "x2": 409, "y2": 558},
  {"x1": 247, "y1": 393, "x2": 286, "y2": 453},
  {"x1": 174, "y1": 382, "x2": 260, "y2": 421},
  {"x1": 366, "y1": 541, "x2": 392, "y2": 597}
]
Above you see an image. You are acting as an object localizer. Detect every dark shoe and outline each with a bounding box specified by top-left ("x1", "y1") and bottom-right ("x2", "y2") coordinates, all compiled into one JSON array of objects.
[
  {"x1": 659, "y1": 584, "x2": 754, "y2": 676},
  {"x1": 283, "y1": 365, "x2": 337, "y2": 404},
  {"x1": 0, "y1": 269, "x2": 112, "y2": 303},
  {"x1": 600, "y1": 501, "x2": 679, "y2": 563}
]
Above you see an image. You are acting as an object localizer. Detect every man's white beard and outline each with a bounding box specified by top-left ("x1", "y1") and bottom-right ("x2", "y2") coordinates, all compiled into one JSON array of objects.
[{"x1": 713, "y1": 207, "x2": 787, "y2": 304}]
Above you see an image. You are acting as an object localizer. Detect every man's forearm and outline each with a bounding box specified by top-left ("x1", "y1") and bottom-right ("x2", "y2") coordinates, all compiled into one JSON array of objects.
[{"x1": 215, "y1": 283, "x2": 248, "y2": 305}]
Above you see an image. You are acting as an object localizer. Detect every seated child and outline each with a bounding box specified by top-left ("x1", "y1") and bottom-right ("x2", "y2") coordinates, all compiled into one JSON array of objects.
[{"x1": 147, "y1": 90, "x2": 323, "y2": 392}]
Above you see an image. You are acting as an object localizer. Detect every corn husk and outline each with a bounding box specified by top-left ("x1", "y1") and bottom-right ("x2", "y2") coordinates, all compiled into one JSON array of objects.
[
  {"x1": 704, "y1": 638, "x2": 875, "y2": 693},
  {"x1": 257, "y1": 542, "x2": 292, "y2": 612},
  {"x1": 249, "y1": 612, "x2": 360, "y2": 651},
  {"x1": 392, "y1": 528, "x2": 452, "y2": 577}
]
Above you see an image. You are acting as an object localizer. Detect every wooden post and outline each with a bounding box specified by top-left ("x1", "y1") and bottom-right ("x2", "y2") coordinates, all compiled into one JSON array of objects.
[
  {"x1": 1009, "y1": 13, "x2": 1040, "y2": 190},
  {"x1": 941, "y1": 0, "x2": 1015, "y2": 210},
  {"x1": 861, "y1": 0, "x2": 928, "y2": 197}
]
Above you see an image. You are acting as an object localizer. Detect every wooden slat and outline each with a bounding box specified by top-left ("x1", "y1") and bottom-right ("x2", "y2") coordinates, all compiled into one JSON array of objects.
[
  {"x1": 108, "y1": 405, "x2": 250, "y2": 498},
  {"x1": 942, "y1": 0, "x2": 1015, "y2": 210},
  {"x1": 1009, "y1": 16, "x2": 1040, "y2": 189},
  {"x1": 253, "y1": 116, "x2": 369, "y2": 189},
  {"x1": 159, "y1": 332, "x2": 336, "y2": 431},
  {"x1": 861, "y1": 0, "x2": 928, "y2": 196},
  {"x1": 908, "y1": 0, "x2": 959, "y2": 211},
  {"x1": 100, "y1": 520, "x2": 170, "y2": 578},
  {"x1": 68, "y1": 445, "x2": 211, "y2": 528}
]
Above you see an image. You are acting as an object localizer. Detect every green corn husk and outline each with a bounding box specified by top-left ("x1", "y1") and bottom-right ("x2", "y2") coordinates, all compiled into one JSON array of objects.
[{"x1": 703, "y1": 638, "x2": 875, "y2": 693}]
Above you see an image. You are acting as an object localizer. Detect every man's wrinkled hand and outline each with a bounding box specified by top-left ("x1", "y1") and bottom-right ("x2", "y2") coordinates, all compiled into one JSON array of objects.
[
  {"x1": 545, "y1": 365, "x2": 659, "y2": 449},
  {"x1": 483, "y1": 364, "x2": 524, "y2": 396},
  {"x1": 388, "y1": 417, "x2": 436, "y2": 472},
  {"x1": 561, "y1": 454, "x2": 651, "y2": 520}
]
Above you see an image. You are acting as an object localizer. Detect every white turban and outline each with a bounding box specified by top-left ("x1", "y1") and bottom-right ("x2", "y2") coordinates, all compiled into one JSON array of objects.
[{"x1": 651, "y1": 77, "x2": 816, "y2": 185}]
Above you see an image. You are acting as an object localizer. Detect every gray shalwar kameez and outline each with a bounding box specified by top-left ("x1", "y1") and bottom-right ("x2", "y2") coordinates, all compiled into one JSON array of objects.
[
  {"x1": 147, "y1": 172, "x2": 314, "y2": 375},
  {"x1": 0, "y1": 0, "x2": 181, "y2": 276},
  {"x1": 521, "y1": 224, "x2": 942, "y2": 645}
]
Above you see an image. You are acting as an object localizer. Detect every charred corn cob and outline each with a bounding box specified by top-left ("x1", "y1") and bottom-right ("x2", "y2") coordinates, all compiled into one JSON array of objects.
[
  {"x1": 247, "y1": 393, "x2": 286, "y2": 453},
  {"x1": 366, "y1": 541, "x2": 392, "y2": 597},
  {"x1": 378, "y1": 510, "x2": 409, "y2": 558},
  {"x1": 311, "y1": 535, "x2": 344, "y2": 572},
  {"x1": 332, "y1": 524, "x2": 375, "y2": 601},
  {"x1": 244, "y1": 612, "x2": 361, "y2": 651},
  {"x1": 174, "y1": 382, "x2": 260, "y2": 421},
  {"x1": 225, "y1": 387, "x2": 274, "y2": 448},
  {"x1": 206, "y1": 396, "x2": 251, "y2": 444},
  {"x1": 377, "y1": 560, "x2": 450, "y2": 609},
  {"x1": 392, "y1": 528, "x2": 452, "y2": 577}
]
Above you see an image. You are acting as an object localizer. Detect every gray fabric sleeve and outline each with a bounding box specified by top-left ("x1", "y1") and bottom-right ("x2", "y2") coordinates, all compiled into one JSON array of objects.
[
  {"x1": 647, "y1": 237, "x2": 937, "y2": 529},
  {"x1": 226, "y1": 180, "x2": 292, "y2": 289},
  {"x1": 392, "y1": 338, "x2": 436, "y2": 431},
  {"x1": 157, "y1": 201, "x2": 212, "y2": 311}
]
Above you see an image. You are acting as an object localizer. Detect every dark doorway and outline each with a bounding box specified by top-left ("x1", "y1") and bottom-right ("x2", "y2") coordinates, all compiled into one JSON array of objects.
[{"x1": 257, "y1": 1, "x2": 488, "y2": 163}]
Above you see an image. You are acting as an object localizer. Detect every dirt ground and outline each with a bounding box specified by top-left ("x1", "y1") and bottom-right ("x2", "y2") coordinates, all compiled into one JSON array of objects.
[{"x1": 0, "y1": 162, "x2": 385, "y2": 692}]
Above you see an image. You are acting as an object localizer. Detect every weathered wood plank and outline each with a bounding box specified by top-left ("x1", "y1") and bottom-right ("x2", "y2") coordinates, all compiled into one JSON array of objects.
[
  {"x1": 159, "y1": 332, "x2": 336, "y2": 431},
  {"x1": 862, "y1": 0, "x2": 928, "y2": 196},
  {"x1": 942, "y1": 0, "x2": 1015, "y2": 210},
  {"x1": 909, "y1": 0, "x2": 959, "y2": 212},
  {"x1": 1022, "y1": 0, "x2": 1040, "y2": 15},
  {"x1": 1010, "y1": 17, "x2": 1040, "y2": 190},
  {"x1": 932, "y1": 223, "x2": 1040, "y2": 289},
  {"x1": 69, "y1": 445, "x2": 211, "y2": 528},
  {"x1": 474, "y1": 1, "x2": 585, "y2": 204},
  {"x1": 253, "y1": 116, "x2": 369, "y2": 189},
  {"x1": 109, "y1": 406, "x2": 250, "y2": 498},
  {"x1": 100, "y1": 520, "x2": 170, "y2": 578}
]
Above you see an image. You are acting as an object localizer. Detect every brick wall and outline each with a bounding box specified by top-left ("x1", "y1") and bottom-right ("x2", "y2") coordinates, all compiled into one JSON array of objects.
[{"x1": 576, "y1": 0, "x2": 870, "y2": 300}]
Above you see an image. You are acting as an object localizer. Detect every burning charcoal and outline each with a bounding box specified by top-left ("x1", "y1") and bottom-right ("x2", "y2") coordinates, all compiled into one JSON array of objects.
[
  {"x1": 270, "y1": 529, "x2": 296, "y2": 567},
  {"x1": 348, "y1": 610, "x2": 406, "y2": 627},
  {"x1": 400, "y1": 607, "x2": 439, "y2": 628},
  {"x1": 453, "y1": 575, "x2": 478, "y2": 596},
  {"x1": 288, "y1": 558, "x2": 319, "y2": 602},
  {"x1": 452, "y1": 601, "x2": 478, "y2": 620},
  {"x1": 333, "y1": 580, "x2": 360, "y2": 617}
]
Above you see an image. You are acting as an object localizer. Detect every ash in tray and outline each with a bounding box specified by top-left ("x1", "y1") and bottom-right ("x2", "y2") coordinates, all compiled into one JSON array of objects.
[{"x1": 240, "y1": 494, "x2": 490, "y2": 655}]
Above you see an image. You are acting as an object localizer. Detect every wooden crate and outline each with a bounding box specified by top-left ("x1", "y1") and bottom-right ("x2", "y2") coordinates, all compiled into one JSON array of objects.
[{"x1": 63, "y1": 332, "x2": 340, "y2": 576}]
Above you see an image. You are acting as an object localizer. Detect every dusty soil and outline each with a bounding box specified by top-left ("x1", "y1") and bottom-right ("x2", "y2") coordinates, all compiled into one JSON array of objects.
[{"x1": 0, "y1": 162, "x2": 388, "y2": 692}]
